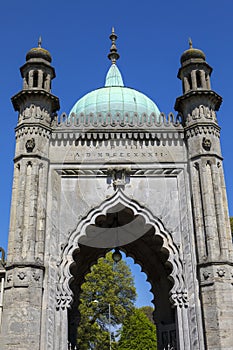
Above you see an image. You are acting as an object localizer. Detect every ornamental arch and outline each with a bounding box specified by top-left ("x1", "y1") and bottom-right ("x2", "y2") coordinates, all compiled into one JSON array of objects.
[{"x1": 57, "y1": 190, "x2": 189, "y2": 349}]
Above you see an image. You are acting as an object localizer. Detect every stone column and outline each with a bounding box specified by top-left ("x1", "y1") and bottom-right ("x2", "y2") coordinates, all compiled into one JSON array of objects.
[
  {"x1": 199, "y1": 263, "x2": 233, "y2": 349},
  {"x1": 183, "y1": 77, "x2": 190, "y2": 93},
  {"x1": 191, "y1": 70, "x2": 197, "y2": 90},
  {"x1": 200, "y1": 70, "x2": 206, "y2": 89},
  {"x1": 1, "y1": 265, "x2": 44, "y2": 350}
]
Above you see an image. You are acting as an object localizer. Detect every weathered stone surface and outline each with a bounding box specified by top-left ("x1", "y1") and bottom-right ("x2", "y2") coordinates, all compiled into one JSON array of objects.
[{"x1": 1, "y1": 39, "x2": 233, "y2": 350}]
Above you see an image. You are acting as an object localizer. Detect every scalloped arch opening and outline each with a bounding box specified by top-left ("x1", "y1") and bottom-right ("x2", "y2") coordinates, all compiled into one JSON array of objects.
[
  {"x1": 79, "y1": 202, "x2": 153, "y2": 248},
  {"x1": 58, "y1": 190, "x2": 185, "y2": 311},
  {"x1": 58, "y1": 191, "x2": 186, "y2": 349},
  {"x1": 69, "y1": 227, "x2": 174, "y2": 315},
  {"x1": 67, "y1": 230, "x2": 176, "y2": 348}
]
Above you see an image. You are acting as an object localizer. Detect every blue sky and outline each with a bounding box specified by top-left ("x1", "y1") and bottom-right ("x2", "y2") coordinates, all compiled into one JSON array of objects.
[{"x1": 0, "y1": 0, "x2": 232, "y2": 306}]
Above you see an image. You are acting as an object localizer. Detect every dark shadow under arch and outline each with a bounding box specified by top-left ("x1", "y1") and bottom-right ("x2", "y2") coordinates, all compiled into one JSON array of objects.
[{"x1": 68, "y1": 229, "x2": 176, "y2": 349}]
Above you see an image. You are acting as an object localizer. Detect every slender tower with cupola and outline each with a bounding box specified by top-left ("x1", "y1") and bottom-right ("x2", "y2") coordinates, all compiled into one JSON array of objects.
[
  {"x1": 1, "y1": 39, "x2": 59, "y2": 349},
  {"x1": 175, "y1": 40, "x2": 233, "y2": 349}
]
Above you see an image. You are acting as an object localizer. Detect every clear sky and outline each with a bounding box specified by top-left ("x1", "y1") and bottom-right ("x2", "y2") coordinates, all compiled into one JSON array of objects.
[{"x1": 0, "y1": 0, "x2": 232, "y2": 306}]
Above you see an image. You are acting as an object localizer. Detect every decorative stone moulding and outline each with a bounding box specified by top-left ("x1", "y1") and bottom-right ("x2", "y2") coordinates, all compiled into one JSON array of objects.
[
  {"x1": 106, "y1": 168, "x2": 131, "y2": 190},
  {"x1": 217, "y1": 268, "x2": 225, "y2": 277},
  {"x1": 50, "y1": 112, "x2": 184, "y2": 146},
  {"x1": 185, "y1": 105, "x2": 218, "y2": 125},
  {"x1": 185, "y1": 125, "x2": 220, "y2": 138},
  {"x1": 199, "y1": 263, "x2": 233, "y2": 286},
  {"x1": 25, "y1": 138, "x2": 35, "y2": 152},
  {"x1": 12, "y1": 89, "x2": 59, "y2": 113},
  {"x1": 15, "y1": 125, "x2": 51, "y2": 139},
  {"x1": 51, "y1": 131, "x2": 184, "y2": 145},
  {"x1": 19, "y1": 104, "x2": 52, "y2": 121},
  {"x1": 5, "y1": 266, "x2": 44, "y2": 289},
  {"x1": 54, "y1": 111, "x2": 183, "y2": 129},
  {"x1": 56, "y1": 167, "x2": 183, "y2": 178},
  {"x1": 202, "y1": 137, "x2": 212, "y2": 151},
  {"x1": 175, "y1": 89, "x2": 222, "y2": 113}
]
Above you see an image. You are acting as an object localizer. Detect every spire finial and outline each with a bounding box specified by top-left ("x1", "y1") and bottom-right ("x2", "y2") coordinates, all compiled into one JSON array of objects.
[
  {"x1": 108, "y1": 27, "x2": 120, "y2": 64},
  {"x1": 189, "y1": 37, "x2": 193, "y2": 49},
  {"x1": 38, "y1": 36, "x2": 42, "y2": 48}
]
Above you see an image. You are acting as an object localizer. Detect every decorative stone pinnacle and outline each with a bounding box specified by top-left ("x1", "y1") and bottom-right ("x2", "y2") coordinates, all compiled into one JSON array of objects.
[
  {"x1": 38, "y1": 36, "x2": 42, "y2": 48},
  {"x1": 108, "y1": 27, "x2": 120, "y2": 64},
  {"x1": 189, "y1": 37, "x2": 193, "y2": 49}
]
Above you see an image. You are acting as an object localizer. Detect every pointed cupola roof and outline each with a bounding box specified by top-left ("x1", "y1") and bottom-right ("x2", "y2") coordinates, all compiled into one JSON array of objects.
[{"x1": 105, "y1": 64, "x2": 124, "y2": 86}]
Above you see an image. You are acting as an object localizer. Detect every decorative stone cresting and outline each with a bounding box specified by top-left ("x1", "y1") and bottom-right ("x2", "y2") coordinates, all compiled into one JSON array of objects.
[
  {"x1": 55, "y1": 111, "x2": 182, "y2": 129},
  {"x1": 186, "y1": 105, "x2": 217, "y2": 125}
]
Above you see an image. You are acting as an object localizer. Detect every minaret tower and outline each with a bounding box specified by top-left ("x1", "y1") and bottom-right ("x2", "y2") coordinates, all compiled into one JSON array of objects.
[
  {"x1": 175, "y1": 40, "x2": 233, "y2": 349},
  {"x1": 1, "y1": 39, "x2": 59, "y2": 349}
]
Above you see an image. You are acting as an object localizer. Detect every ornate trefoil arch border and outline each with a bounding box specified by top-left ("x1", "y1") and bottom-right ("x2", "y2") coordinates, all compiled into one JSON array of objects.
[{"x1": 56, "y1": 189, "x2": 188, "y2": 310}]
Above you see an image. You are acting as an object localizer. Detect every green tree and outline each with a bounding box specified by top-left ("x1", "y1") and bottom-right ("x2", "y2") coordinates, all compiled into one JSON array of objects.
[
  {"x1": 118, "y1": 308, "x2": 157, "y2": 350},
  {"x1": 139, "y1": 305, "x2": 154, "y2": 324},
  {"x1": 77, "y1": 252, "x2": 136, "y2": 350},
  {"x1": 230, "y1": 217, "x2": 233, "y2": 237}
]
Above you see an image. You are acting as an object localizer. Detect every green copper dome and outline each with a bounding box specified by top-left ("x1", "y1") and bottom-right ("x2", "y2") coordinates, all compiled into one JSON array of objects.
[
  {"x1": 70, "y1": 28, "x2": 160, "y2": 122},
  {"x1": 69, "y1": 64, "x2": 160, "y2": 120}
]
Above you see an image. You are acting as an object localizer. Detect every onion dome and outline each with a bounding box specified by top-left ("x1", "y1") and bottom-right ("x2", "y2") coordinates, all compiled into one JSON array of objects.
[
  {"x1": 26, "y1": 36, "x2": 52, "y2": 63},
  {"x1": 180, "y1": 38, "x2": 205, "y2": 65},
  {"x1": 69, "y1": 28, "x2": 160, "y2": 120}
]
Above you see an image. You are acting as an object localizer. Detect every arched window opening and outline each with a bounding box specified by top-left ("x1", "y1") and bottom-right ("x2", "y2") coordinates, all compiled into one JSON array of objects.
[
  {"x1": 187, "y1": 74, "x2": 192, "y2": 90},
  {"x1": 196, "y1": 70, "x2": 202, "y2": 88},
  {"x1": 42, "y1": 73, "x2": 47, "y2": 89},
  {"x1": 206, "y1": 73, "x2": 211, "y2": 89},
  {"x1": 33, "y1": 70, "x2": 38, "y2": 88},
  {"x1": 26, "y1": 72, "x2": 29, "y2": 86}
]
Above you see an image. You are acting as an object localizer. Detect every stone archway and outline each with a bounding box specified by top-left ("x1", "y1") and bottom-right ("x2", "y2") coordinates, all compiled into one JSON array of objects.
[{"x1": 57, "y1": 190, "x2": 189, "y2": 350}]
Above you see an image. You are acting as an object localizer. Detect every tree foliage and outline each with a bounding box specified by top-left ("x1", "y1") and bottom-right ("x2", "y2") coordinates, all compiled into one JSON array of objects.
[
  {"x1": 118, "y1": 308, "x2": 157, "y2": 350},
  {"x1": 139, "y1": 306, "x2": 154, "y2": 324},
  {"x1": 77, "y1": 252, "x2": 136, "y2": 349},
  {"x1": 230, "y1": 217, "x2": 233, "y2": 236}
]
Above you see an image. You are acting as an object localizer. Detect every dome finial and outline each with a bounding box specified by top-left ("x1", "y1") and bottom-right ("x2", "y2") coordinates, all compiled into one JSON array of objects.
[
  {"x1": 108, "y1": 27, "x2": 120, "y2": 64},
  {"x1": 38, "y1": 36, "x2": 42, "y2": 48},
  {"x1": 189, "y1": 37, "x2": 193, "y2": 49},
  {"x1": 180, "y1": 39, "x2": 206, "y2": 65}
]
